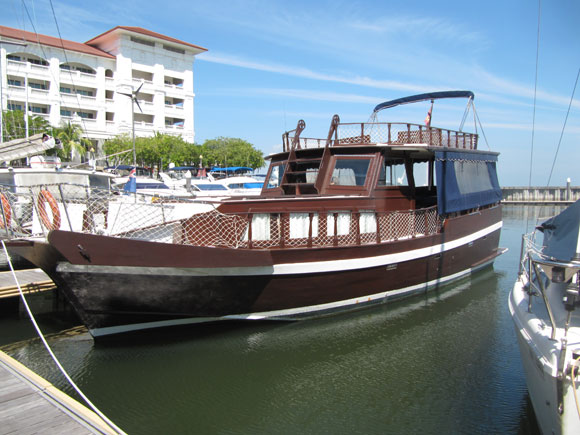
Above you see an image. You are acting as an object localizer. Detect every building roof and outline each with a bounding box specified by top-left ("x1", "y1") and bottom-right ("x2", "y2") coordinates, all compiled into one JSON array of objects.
[
  {"x1": 86, "y1": 26, "x2": 208, "y2": 53},
  {"x1": 0, "y1": 25, "x2": 115, "y2": 59}
]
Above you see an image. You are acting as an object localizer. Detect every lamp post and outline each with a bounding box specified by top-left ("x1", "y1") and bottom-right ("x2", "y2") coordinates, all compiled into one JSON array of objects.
[
  {"x1": 199, "y1": 154, "x2": 203, "y2": 168},
  {"x1": 0, "y1": 40, "x2": 28, "y2": 143}
]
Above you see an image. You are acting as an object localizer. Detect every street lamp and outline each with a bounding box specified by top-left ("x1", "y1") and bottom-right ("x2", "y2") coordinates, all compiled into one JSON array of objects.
[{"x1": 199, "y1": 154, "x2": 203, "y2": 168}]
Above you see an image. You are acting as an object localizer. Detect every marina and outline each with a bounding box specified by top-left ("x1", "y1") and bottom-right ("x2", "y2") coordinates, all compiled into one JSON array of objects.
[
  {"x1": 0, "y1": 205, "x2": 562, "y2": 434},
  {"x1": 0, "y1": 6, "x2": 577, "y2": 432}
]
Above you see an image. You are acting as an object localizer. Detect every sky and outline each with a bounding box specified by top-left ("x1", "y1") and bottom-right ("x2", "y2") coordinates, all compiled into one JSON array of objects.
[{"x1": 2, "y1": 0, "x2": 580, "y2": 186}]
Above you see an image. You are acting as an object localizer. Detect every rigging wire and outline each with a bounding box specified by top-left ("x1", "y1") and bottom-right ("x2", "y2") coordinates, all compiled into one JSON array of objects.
[
  {"x1": 473, "y1": 104, "x2": 491, "y2": 151},
  {"x1": 546, "y1": 66, "x2": 580, "y2": 186},
  {"x1": 528, "y1": 0, "x2": 541, "y2": 190},
  {"x1": 526, "y1": 0, "x2": 542, "y2": 234},
  {"x1": 1, "y1": 241, "x2": 126, "y2": 434}
]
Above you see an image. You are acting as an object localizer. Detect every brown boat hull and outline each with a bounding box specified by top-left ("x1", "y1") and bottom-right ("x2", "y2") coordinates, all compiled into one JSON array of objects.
[{"x1": 8, "y1": 206, "x2": 503, "y2": 337}]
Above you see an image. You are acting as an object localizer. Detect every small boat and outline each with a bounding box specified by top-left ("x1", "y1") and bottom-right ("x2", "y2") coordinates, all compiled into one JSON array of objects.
[
  {"x1": 509, "y1": 200, "x2": 580, "y2": 434},
  {"x1": 5, "y1": 90, "x2": 505, "y2": 338}
]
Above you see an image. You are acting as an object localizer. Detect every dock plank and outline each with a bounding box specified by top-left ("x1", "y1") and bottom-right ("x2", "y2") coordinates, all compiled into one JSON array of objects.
[
  {"x1": 0, "y1": 268, "x2": 55, "y2": 299},
  {"x1": 0, "y1": 351, "x2": 120, "y2": 434}
]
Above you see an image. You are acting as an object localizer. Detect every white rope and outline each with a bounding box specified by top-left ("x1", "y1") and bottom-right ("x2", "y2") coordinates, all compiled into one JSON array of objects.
[{"x1": 1, "y1": 241, "x2": 126, "y2": 435}]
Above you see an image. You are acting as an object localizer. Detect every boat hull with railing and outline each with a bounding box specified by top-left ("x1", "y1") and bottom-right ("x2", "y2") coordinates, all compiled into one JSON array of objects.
[{"x1": 5, "y1": 91, "x2": 505, "y2": 337}]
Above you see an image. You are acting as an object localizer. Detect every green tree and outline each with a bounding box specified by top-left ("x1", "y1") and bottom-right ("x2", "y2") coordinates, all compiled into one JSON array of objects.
[
  {"x1": 1, "y1": 110, "x2": 50, "y2": 141},
  {"x1": 102, "y1": 134, "x2": 133, "y2": 166},
  {"x1": 202, "y1": 137, "x2": 264, "y2": 168},
  {"x1": 51, "y1": 121, "x2": 92, "y2": 161},
  {"x1": 102, "y1": 134, "x2": 263, "y2": 171}
]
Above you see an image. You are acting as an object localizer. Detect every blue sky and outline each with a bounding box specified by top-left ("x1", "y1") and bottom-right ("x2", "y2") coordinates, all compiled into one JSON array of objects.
[{"x1": 3, "y1": 0, "x2": 579, "y2": 186}]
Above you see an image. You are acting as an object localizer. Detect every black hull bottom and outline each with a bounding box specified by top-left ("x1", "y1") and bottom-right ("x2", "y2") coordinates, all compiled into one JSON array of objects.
[{"x1": 55, "y1": 243, "x2": 504, "y2": 337}]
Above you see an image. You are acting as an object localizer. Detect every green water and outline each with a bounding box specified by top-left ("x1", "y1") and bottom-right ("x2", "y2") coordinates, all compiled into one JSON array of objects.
[{"x1": 1, "y1": 205, "x2": 560, "y2": 434}]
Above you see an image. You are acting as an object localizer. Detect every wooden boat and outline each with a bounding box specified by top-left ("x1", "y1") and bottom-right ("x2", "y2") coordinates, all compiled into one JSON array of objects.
[
  {"x1": 5, "y1": 91, "x2": 505, "y2": 338},
  {"x1": 509, "y1": 200, "x2": 580, "y2": 434}
]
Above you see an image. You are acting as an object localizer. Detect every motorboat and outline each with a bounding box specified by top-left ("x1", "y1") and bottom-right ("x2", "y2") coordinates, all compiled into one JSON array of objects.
[
  {"x1": 5, "y1": 91, "x2": 505, "y2": 338},
  {"x1": 509, "y1": 200, "x2": 580, "y2": 434}
]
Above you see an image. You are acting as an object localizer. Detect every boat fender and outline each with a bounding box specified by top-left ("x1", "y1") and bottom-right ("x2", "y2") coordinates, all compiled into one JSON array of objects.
[
  {"x1": 0, "y1": 193, "x2": 11, "y2": 228},
  {"x1": 37, "y1": 190, "x2": 61, "y2": 230}
]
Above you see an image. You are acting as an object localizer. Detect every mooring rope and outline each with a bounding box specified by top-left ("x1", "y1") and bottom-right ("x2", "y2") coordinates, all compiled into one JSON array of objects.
[{"x1": 1, "y1": 241, "x2": 126, "y2": 435}]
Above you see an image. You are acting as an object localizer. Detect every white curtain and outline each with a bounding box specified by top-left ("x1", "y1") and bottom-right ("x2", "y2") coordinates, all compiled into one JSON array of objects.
[
  {"x1": 242, "y1": 213, "x2": 270, "y2": 241},
  {"x1": 327, "y1": 212, "x2": 350, "y2": 236},
  {"x1": 331, "y1": 168, "x2": 356, "y2": 185},
  {"x1": 359, "y1": 211, "x2": 377, "y2": 233},
  {"x1": 290, "y1": 213, "x2": 318, "y2": 238}
]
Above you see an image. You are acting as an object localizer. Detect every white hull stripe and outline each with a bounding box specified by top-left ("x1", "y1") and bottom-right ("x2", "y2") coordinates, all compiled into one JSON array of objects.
[
  {"x1": 58, "y1": 221, "x2": 502, "y2": 277},
  {"x1": 90, "y1": 259, "x2": 496, "y2": 337}
]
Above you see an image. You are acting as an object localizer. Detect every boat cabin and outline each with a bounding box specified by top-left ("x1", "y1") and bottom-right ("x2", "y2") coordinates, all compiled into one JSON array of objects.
[{"x1": 260, "y1": 112, "x2": 500, "y2": 218}]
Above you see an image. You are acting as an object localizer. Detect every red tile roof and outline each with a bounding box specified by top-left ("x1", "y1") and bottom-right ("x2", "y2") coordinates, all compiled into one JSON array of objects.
[
  {"x1": 86, "y1": 26, "x2": 207, "y2": 52},
  {"x1": 0, "y1": 25, "x2": 115, "y2": 59}
]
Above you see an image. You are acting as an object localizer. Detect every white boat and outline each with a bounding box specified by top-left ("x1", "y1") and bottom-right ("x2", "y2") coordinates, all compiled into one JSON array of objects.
[{"x1": 509, "y1": 200, "x2": 580, "y2": 434}]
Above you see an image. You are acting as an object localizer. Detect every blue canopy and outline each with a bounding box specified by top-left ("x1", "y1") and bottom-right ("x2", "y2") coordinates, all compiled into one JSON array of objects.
[
  {"x1": 434, "y1": 150, "x2": 501, "y2": 214},
  {"x1": 373, "y1": 91, "x2": 474, "y2": 113}
]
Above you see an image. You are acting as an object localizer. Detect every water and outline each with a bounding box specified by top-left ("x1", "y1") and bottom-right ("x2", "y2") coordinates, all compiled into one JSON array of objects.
[{"x1": 0, "y1": 205, "x2": 565, "y2": 434}]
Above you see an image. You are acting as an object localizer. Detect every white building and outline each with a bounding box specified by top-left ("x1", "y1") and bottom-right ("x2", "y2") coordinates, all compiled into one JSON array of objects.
[{"x1": 0, "y1": 25, "x2": 207, "y2": 150}]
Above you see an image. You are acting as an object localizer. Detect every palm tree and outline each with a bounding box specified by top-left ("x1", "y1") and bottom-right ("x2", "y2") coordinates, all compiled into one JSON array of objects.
[{"x1": 53, "y1": 121, "x2": 92, "y2": 162}]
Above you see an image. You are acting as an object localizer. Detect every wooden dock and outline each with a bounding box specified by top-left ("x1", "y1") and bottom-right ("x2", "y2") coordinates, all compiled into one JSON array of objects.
[
  {"x1": 0, "y1": 268, "x2": 55, "y2": 299},
  {"x1": 0, "y1": 350, "x2": 120, "y2": 434}
]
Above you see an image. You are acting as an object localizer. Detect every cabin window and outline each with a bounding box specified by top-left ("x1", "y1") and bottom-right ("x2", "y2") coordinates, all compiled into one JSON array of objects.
[
  {"x1": 378, "y1": 161, "x2": 407, "y2": 186},
  {"x1": 243, "y1": 213, "x2": 270, "y2": 241},
  {"x1": 330, "y1": 158, "x2": 370, "y2": 186},
  {"x1": 265, "y1": 163, "x2": 285, "y2": 188},
  {"x1": 326, "y1": 212, "x2": 351, "y2": 236},
  {"x1": 359, "y1": 211, "x2": 377, "y2": 233},
  {"x1": 289, "y1": 213, "x2": 318, "y2": 238},
  {"x1": 412, "y1": 162, "x2": 432, "y2": 187}
]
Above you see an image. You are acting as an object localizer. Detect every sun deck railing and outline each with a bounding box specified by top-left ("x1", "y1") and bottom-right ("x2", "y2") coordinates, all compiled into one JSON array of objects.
[
  {"x1": 284, "y1": 122, "x2": 478, "y2": 151},
  {"x1": 0, "y1": 184, "x2": 443, "y2": 250}
]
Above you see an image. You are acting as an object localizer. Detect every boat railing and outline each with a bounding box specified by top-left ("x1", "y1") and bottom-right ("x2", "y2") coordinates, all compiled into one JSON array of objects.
[
  {"x1": 0, "y1": 183, "x2": 443, "y2": 250},
  {"x1": 180, "y1": 206, "x2": 443, "y2": 249},
  {"x1": 284, "y1": 121, "x2": 478, "y2": 151},
  {"x1": 519, "y1": 233, "x2": 580, "y2": 340}
]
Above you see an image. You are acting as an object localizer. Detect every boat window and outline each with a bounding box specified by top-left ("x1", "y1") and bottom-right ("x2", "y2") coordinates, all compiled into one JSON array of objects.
[
  {"x1": 136, "y1": 182, "x2": 169, "y2": 189},
  {"x1": 330, "y1": 158, "x2": 370, "y2": 186},
  {"x1": 455, "y1": 161, "x2": 493, "y2": 194},
  {"x1": 265, "y1": 163, "x2": 285, "y2": 188},
  {"x1": 412, "y1": 162, "x2": 431, "y2": 187},
  {"x1": 378, "y1": 161, "x2": 408, "y2": 186},
  {"x1": 326, "y1": 212, "x2": 351, "y2": 236},
  {"x1": 242, "y1": 214, "x2": 270, "y2": 241},
  {"x1": 194, "y1": 184, "x2": 229, "y2": 191},
  {"x1": 289, "y1": 213, "x2": 319, "y2": 238}
]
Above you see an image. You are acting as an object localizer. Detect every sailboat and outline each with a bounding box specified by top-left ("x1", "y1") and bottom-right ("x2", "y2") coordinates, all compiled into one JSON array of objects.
[{"x1": 509, "y1": 201, "x2": 580, "y2": 434}]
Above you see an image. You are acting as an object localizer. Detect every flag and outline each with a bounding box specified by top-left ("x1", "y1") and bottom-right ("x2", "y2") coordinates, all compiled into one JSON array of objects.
[
  {"x1": 424, "y1": 109, "x2": 431, "y2": 126},
  {"x1": 425, "y1": 100, "x2": 434, "y2": 127},
  {"x1": 124, "y1": 167, "x2": 137, "y2": 193}
]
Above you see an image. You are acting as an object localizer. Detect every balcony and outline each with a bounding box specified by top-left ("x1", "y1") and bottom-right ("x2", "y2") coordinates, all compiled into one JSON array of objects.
[
  {"x1": 59, "y1": 69, "x2": 97, "y2": 87},
  {"x1": 6, "y1": 60, "x2": 51, "y2": 81}
]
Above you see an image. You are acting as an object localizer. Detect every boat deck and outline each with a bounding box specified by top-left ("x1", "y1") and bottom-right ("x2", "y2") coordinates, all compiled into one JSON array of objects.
[{"x1": 0, "y1": 351, "x2": 119, "y2": 434}]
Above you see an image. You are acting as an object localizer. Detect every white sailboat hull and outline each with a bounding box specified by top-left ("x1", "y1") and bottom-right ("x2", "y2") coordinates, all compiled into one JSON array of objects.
[{"x1": 509, "y1": 275, "x2": 580, "y2": 435}]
